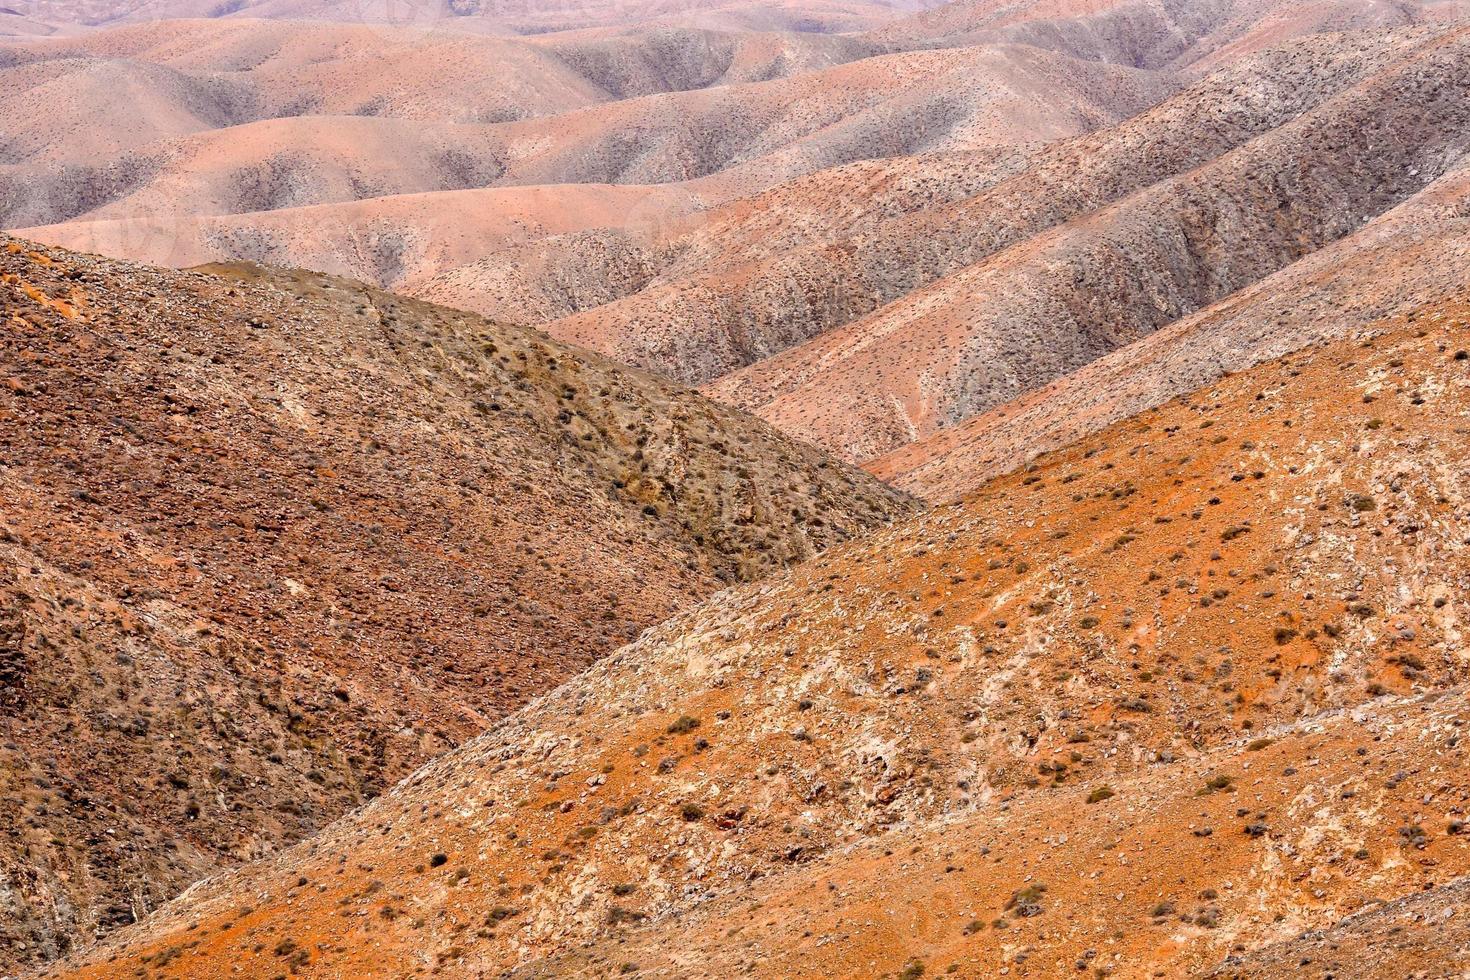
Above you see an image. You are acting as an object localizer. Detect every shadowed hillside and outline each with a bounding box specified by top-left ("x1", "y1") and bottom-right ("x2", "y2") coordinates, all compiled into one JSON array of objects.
[{"x1": 0, "y1": 236, "x2": 913, "y2": 971}]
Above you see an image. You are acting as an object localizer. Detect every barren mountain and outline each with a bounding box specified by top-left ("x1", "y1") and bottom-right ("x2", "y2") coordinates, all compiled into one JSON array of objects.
[
  {"x1": 14, "y1": 183, "x2": 709, "y2": 300},
  {"x1": 872, "y1": 152, "x2": 1470, "y2": 501},
  {"x1": 56, "y1": 290, "x2": 1470, "y2": 978},
  {"x1": 1199, "y1": 876, "x2": 1470, "y2": 979},
  {"x1": 694, "y1": 23, "x2": 1470, "y2": 461},
  {"x1": 0, "y1": 235, "x2": 912, "y2": 972},
  {"x1": 14, "y1": 0, "x2": 920, "y2": 35}
]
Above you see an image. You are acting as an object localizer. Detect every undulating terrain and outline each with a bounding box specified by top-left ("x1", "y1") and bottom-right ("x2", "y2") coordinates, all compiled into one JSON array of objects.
[
  {"x1": 50, "y1": 290, "x2": 1470, "y2": 978},
  {"x1": 7, "y1": 0, "x2": 1470, "y2": 475},
  {"x1": 6, "y1": 0, "x2": 1470, "y2": 976},
  {"x1": 0, "y1": 235, "x2": 912, "y2": 971}
]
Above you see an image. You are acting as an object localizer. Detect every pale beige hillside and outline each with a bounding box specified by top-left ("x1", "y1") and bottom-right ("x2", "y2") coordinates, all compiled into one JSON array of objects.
[
  {"x1": 872, "y1": 157, "x2": 1470, "y2": 500},
  {"x1": 15, "y1": 183, "x2": 706, "y2": 293},
  {"x1": 17, "y1": 0, "x2": 921, "y2": 35},
  {"x1": 3, "y1": 28, "x2": 1169, "y2": 230},
  {"x1": 542, "y1": 26, "x2": 1444, "y2": 384},
  {"x1": 702, "y1": 26, "x2": 1470, "y2": 461}
]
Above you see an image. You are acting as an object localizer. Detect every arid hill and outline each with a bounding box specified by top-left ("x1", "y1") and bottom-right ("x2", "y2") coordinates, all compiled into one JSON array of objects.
[
  {"x1": 0, "y1": 236, "x2": 912, "y2": 972},
  {"x1": 871, "y1": 152, "x2": 1470, "y2": 501},
  {"x1": 542, "y1": 24, "x2": 1438, "y2": 384},
  {"x1": 17, "y1": 3, "x2": 1470, "y2": 478},
  {"x1": 56, "y1": 291, "x2": 1470, "y2": 978},
  {"x1": 686, "y1": 24, "x2": 1470, "y2": 460}
]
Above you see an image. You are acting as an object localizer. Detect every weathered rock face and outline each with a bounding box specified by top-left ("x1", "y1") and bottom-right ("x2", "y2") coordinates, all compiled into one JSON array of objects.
[
  {"x1": 60, "y1": 293, "x2": 1470, "y2": 979},
  {"x1": 0, "y1": 236, "x2": 913, "y2": 972}
]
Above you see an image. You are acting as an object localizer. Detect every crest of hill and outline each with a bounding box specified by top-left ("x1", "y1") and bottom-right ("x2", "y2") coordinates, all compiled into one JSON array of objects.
[
  {"x1": 0, "y1": 235, "x2": 913, "y2": 972},
  {"x1": 61, "y1": 293, "x2": 1470, "y2": 978}
]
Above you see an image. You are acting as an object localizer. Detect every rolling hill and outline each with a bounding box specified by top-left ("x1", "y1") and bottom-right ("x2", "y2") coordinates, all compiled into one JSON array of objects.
[
  {"x1": 686, "y1": 25, "x2": 1470, "y2": 459},
  {"x1": 53, "y1": 289, "x2": 1470, "y2": 977},
  {"x1": 0, "y1": 235, "x2": 913, "y2": 972},
  {"x1": 14, "y1": 3, "x2": 1470, "y2": 483}
]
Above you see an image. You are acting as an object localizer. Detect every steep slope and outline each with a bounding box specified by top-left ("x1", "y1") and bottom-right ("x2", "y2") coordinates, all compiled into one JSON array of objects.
[
  {"x1": 410, "y1": 147, "x2": 1037, "y2": 327},
  {"x1": 529, "y1": 693, "x2": 1470, "y2": 978},
  {"x1": 0, "y1": 236, "x2": 914, "y2": 972},
  {"x1": 60, "y1": 293, "x2": 1470, "y2": 978},
  {"x1": 872, "y1": 155, "x2": 1470, "y2": 501},
  {"x1": 703, "y1": 25, "x2": 1470, "y2": 460},
  {"x1": 543, "y1": 27, "x2": 1439, "y2": 383}
]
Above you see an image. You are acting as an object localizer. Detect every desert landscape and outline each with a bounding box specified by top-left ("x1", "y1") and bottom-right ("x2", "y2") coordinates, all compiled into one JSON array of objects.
[{"x1": 4, "y1": 0, "x2": 1470, "y2": 977}]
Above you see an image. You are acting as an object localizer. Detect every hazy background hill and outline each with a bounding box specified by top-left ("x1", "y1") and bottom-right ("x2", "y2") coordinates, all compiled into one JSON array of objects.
[{"x1": 6, "y1": 0, "x2": 1470, "y2": 483}]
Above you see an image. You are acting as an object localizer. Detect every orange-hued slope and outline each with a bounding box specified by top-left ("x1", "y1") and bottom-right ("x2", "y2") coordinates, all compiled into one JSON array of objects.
[{"x1": 58, "y1": 293, "x2": 1470, "y2": 978}]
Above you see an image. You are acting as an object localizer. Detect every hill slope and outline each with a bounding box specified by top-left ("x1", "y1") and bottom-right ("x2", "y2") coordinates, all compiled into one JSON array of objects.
[
  {"x1": 59, "y1": 292, "x2": 1470, "y2": 977},
  {"x1": 871, "y1": 154, "x2": 1470, "y2": 500},
  {"x1": 697, "y1": 25, "x2": 1470, "y2": 458},
  {"x1": 0, "y1": 236, "x2": 913, "y2": 971},
  {"x1": 545, "y1": 26, "x2": 1439, "y2": 385}
]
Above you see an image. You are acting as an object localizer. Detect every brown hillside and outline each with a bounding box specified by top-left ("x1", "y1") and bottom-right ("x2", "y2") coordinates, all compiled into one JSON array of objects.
[
  {"x1": 60, "y1": 292, "x2": 1470, "y2": 978},
  {"x1": 0, "y1": 236, "x2": 913, "y2": 971}
]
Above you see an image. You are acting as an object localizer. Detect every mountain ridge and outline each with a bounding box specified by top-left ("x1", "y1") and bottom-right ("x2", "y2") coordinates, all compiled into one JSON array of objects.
[{"x1": 0, "y1": 234, "x2": 913, "y2": 971}]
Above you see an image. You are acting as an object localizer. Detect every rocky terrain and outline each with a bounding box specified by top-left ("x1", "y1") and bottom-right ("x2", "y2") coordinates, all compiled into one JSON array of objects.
[
  {"x1": 0, "y1": 235, "x2": 912, "y2": 972},
  {"x1": 53, "y1": 292, "x2": 1470, "y2": 977},
  {"x1": 8, "y1": 1, "x2": 1470, "y2": 975}
]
